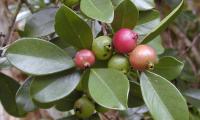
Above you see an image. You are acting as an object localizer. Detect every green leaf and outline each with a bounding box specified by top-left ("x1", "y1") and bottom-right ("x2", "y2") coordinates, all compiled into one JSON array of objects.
[
  {"x1": 89, "y1": 68, "x2": 129, "y2": 110},
  {"x1": 0, "y1": 57, "x2": 11, "y2": 69},
  {"x1": 138, "y1": 10, "x2": 160, "y2": 25},
  {"x1": 153, "y1": 56, "x2": 184, "y2": 81},
  {"x1": 147, "y1": 36, "x2": 164, "y2": 55},
  {"x1": 111, "y1": 0, "x2": 139, "y2": 31},
  {"x1": 134, "y1": 18, "x2": 160, "y2": 38},
  {"x1": 0, "y1": 73, "x2": 26, "y2": 117},
  {"x1": 128, "y1": 81, "x2": 144, "y2": 108},
  {"x1": 140, "y1": 71, "x2": 189, "y2": 120},
  {"x1": 55, "y1": 5, "x2": 93, "y2": 49},
  {"x1": 80, "y1": 0, "x2": 114, "y2": 23},
  {"x1": 30, "y1": 71, "x2": 81, "y2": 103},
  {"x1": 51, "y1": 37, "x2": 70, "y2": 49},
  {"x1": 6, "y1": 38, "x2": 74, "y2": 75},
  {"x1": 23, "y1": 8, "x2": 57, "y2": 37},
  {"x1": 141, "y1": 0, "x2": 184, "y2": 43},
  {"x1": 131, "y1": 0, "x2": 155, "y2": 11},
  {"x1": 76, "y1": 69, "x2": 90, "y2": 93},
  {"x1": 111, "y1": 0, "x2": 123, "y2": 8},
  {"x1": 55, "y1": 90, "x2": 82, "y2": 111},
  {"x1": 16, "y1": 77, "x2": 38, "y2": 112},
  {"x1": 32, "y1": 99, "x2": 54, "y2": 109},
  {"x1": 184, "y1": 89, "x2": 200, "y2": 108}
]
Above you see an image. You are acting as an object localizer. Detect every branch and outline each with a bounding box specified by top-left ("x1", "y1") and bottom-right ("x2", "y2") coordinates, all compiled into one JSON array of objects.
[
  {"x1": 5, "y1": 0, "x2": 22, "y2": 44},
  {"x1": 101, "y1": 23, "x2": 108, "y2": 35},
  {"x1": 169, "y1": 25, "x2": 200, "y2": 65},
  {"x1": 185, "y1": 56, "x2": 198, "y2": 76},
  {"x1": 182, "y1": 33, "x2": 200, "y2": 56}
]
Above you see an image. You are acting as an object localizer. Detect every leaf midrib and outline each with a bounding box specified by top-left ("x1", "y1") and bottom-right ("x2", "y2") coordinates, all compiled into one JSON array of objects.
[
  {"x1": 63, "y1": 10, "x2": 87, "y2": 49},
  {"x1": 142, "y1": 73, "x2": 174, "y2": 120},
  {"x1": 87, "y1": 0, "x2": 105, "y2": 18},
  {"x1": 91, "y1": 69, "x2": 124, "y2": 108}
]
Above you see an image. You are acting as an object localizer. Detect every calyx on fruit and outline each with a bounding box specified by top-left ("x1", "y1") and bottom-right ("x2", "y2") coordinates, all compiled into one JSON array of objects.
[
  {"x1": 92, "y1": 36, "x2": 113, "y2": 60},
  {"x1": 74, "y1": 49, "x2": 95, "y2": 69},
  {"x1": 113, "y1": 28, "x2": 138, "y2": 54},
  {"x1": 129, "y1": 45, "x2": 157, "y2": 71},
  {"x1": 108, "y1": 55, "x2": 130, "y2": 74},
  {"x1": 74, "y1": 96, "x2": 95, "y2": 118}
]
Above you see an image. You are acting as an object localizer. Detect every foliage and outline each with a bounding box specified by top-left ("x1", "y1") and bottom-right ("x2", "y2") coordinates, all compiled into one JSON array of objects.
[{"x1": 0, "y1": 0, "x2": 195, "y2": 119}]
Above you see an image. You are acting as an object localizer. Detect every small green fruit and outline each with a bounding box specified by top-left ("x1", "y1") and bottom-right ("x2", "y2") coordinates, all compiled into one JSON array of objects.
[
  {"x1": 61, "y1": 0, "x2": 80, "y2": 7},
  {"x1": 92, "y1": 36, "x2": 113, "y2": 60},
  {"x1": 74, "y1": 96, "x2": 95, "y2": 118},
  {"x1": 108, "y1": 55, "x2": 130, "y2": 74},
  {"x1": 95, "y1": 104, "x2": 109, "y2": 113}
]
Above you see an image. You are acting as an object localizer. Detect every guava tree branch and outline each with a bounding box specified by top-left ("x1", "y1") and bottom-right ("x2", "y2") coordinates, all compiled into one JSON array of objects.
[
  {"x1": 5, "y1": 0, "x2": 22, "y2": 45},
  {"x1": 169, "y1": 25, "x2": 200, "y2": 65}
]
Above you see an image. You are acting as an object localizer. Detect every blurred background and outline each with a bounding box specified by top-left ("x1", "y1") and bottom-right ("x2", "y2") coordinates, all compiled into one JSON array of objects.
[{"x1": 0, "y1": 0, "x2": 200, "y2": 119}]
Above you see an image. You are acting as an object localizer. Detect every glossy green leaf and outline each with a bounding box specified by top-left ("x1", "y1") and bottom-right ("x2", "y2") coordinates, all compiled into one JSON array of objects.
[
  {"x1": 153, "y1": 56, "x2": 184, "y2": 81},
  {"x1": 16, "y1": 77, "x2": 38, "y2": 112},
  {"x1": 141, "y1": 0, "x2": 184, "y2": 43},
  {"x1": 6, "y1": 38, "x2": 74, "y2": 75},
  {"x1": 30, "y1": 71, "x2": 81, "y2": 103},
  {"x1": 128, "y1": 81, "x2": 144, "y2": 108},
  {"x1": 131, "y1": 0, "x2": 155, "y2": 11},
  {"x1": 89, "y1": 68, "x2": 129, "y2": 110},
  {"x1": 134, "y1": 18, "x2": 160, "y2": 38},
  {"x1": 55, "y1": 90, "x2": 82, "y2": 111},
  {"x1": 80, "y1": 0, "x2": 114, "y2": 23},
  {"x1": 140, "y1": 71, "x2": 189, "y2": 120},
  {"x1": 112, "y1": 0, "x2": 139, "y2": 31},
  {"x1": 184, "y1": 89, "x2": 200, "y2": 108},
  {"x1": 138, "y1": 10, "x2": 160, "y2": 25},
  {"x1": 76, "y1": 69, "x2": 90, "y2": 93},
  {"x1": 23, "y1": 8, "x2": 57, "y2": 37},
  {"x1": 147, "y1": 36, "x2": 164, "y2": 55},
  {"x1": 0, "y1": 73, "x2": 26, "y2": 117},
  {"x1": 55, "y1": 5, "x2": 93, "y2": 49}
]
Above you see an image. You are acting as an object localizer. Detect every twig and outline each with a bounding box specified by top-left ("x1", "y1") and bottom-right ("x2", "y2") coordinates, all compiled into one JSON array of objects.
[
  {"x1": 5, "y1": 0, "x2": 22, "y2": 45},
  {"x1": 181, "y1": 33, "x2": 200, "y2": 55},
  {"x1": 101, "y1": 23, "x2": 108, "y2": 35},
  {"x1": 169, "y1": 25, "x2": 200, "y2": 64},
  {"x1": 55, "y1": 0, "x2": 60, "y2": 7},
  {"x1": 185, "y1": 56, "x2": 198, "y2": 76}
]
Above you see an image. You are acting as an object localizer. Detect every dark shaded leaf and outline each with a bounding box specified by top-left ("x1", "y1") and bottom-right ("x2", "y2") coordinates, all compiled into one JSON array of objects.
[
  {"x1": 0, "y1": 73, "x2": 26, "y2": 117},
  {"x1": 112, "y1": 0, "x2": 139, "y2": 31}
]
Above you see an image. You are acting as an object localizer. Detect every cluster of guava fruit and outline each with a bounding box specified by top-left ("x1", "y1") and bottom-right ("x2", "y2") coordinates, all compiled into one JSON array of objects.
[
  {"x1": 73, "y1": 28, "x2": 157, "y2": 118},
  {"x1": 74, "y1": 28, "x2": 157, "y2": 72}
]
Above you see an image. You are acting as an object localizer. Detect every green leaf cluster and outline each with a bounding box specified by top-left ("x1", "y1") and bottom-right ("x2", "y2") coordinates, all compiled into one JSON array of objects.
[{"x1": 0, "y1": 0, "x2": 190, "y2": 119}]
